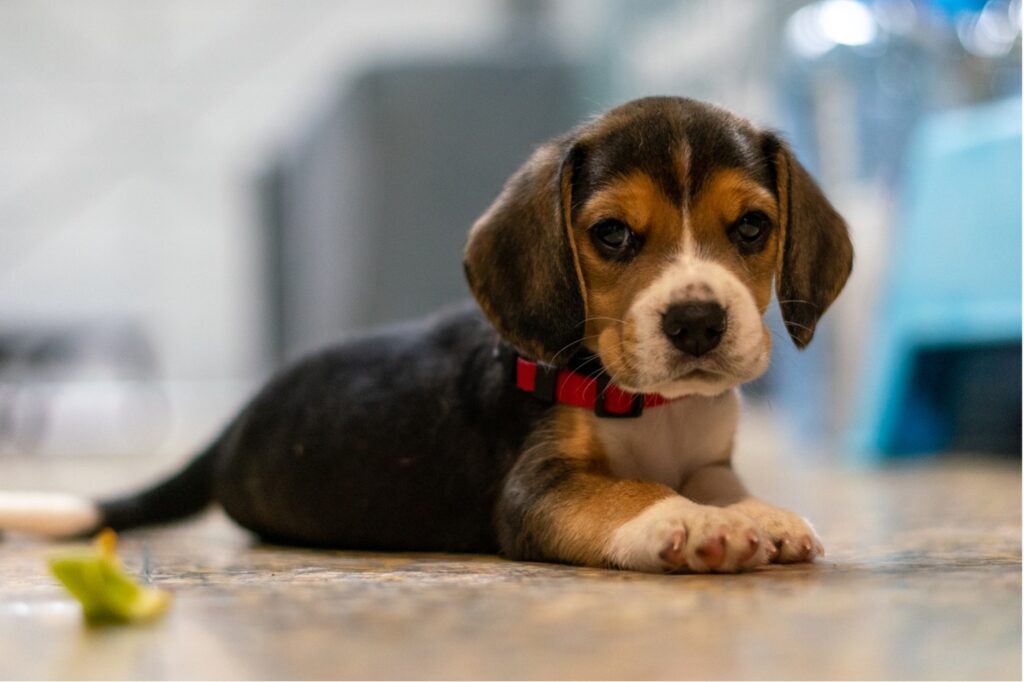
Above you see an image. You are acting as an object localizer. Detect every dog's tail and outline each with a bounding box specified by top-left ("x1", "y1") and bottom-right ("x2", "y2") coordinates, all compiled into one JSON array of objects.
[{"x1": 0, "y1": 440, "x2": 219, "y2": 539}]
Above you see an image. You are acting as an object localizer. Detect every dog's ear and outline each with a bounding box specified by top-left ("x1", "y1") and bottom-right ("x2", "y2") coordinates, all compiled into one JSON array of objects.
[
  {"x1": 464, "y1": 137, "x2": 588, "y2": 363},
  {"x1": 767, "y1": 135, "x2": 854, "y2": 348}
]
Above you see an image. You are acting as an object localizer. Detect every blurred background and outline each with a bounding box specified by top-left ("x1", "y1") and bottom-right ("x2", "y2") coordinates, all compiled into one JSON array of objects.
[{"x1": 0, "y1": 0, "x2": 1019, "y2": 464}]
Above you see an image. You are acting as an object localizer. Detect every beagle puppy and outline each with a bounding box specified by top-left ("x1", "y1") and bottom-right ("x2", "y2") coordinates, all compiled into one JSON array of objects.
[{"x1": 0, "y1": 97, "x2": 852, "y2": 573}]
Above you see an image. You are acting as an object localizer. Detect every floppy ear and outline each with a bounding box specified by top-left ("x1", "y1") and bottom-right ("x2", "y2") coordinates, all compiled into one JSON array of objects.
[
  {"x1": 768, "y1": 136, "x2": 854, "y2": 348},
  {"x1": 464, "y1": 137, "x2": 588, "y2": 364}
]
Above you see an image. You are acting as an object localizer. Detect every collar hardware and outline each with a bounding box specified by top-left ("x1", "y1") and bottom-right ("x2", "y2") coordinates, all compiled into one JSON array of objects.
[
  {"x1": 531, "y1": 362, "x2": 559, "y2": 403},
  {"x1": 594, "y1": 374, "x2": 646, "y2": 418}
]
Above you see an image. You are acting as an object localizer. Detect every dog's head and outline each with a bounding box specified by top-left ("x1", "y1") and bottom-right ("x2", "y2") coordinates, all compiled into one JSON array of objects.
[{"x1": 464, "y1": 97, "x2": 853, "y2": 398}]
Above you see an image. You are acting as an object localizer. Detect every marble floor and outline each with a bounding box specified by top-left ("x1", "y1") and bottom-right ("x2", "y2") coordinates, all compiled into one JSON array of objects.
[{"x1": 0, "y1": 447, "x2": 1019, "y2": 680}]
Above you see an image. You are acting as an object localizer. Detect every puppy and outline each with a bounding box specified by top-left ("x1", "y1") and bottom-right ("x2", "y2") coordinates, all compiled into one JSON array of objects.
[{"x1": 0, "y1": 97, "x2": 852, "y2": 573}]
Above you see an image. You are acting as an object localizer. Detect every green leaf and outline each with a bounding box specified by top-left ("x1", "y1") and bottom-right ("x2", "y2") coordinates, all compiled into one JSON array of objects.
[{"x1": 47, "y1": 530, "x2": 170, "y2": 625}]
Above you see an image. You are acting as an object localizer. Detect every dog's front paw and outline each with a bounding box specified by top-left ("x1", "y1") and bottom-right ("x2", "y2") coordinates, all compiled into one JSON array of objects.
[
  {"x1": 731, "y1": 499, "x2": 823, "y2": 563},
  {"x1": 606, "y1": 496, "x2": 769, "y2": 573}
]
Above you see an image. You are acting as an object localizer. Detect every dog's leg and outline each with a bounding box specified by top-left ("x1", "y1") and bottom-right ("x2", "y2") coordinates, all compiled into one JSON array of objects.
[
  {"x1": 680, "y1": 462, "x2": 824, "y2": 563},
  {"x1": 497, "y1": 446, "x2": 769, "y2": 573}
]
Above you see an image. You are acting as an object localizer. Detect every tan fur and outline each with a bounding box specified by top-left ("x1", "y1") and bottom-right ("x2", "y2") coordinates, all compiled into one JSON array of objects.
[
  {"x1": 690, "y1": 168, "x2": 780, "y2": 312},
  {"x1": 574, "y1": 172, "x2": 684, "y2": 383},
  {"x1": 550, "y1": 477, "x2": 677, "y2": 567},
  {"x1": 773, "y1": 148, "x2": 792, "y2": 298},
  {"x1": 576, "y1": 171, "x2": 685, "y2": 302},
  {"x1": 527, "y1": 407, "x2": 676, "y2": 567}
]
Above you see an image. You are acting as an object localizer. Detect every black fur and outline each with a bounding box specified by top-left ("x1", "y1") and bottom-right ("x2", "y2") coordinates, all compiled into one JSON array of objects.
[
  {"x1": 765, "y1": 133, "x2": 854, "y2": 348},
  {"x1": 99, "y1": 302, "x2": 552, "y2": 552},
  {"x1": 494, "y1": 447, "x2": 578, "y2": 560},
  {"x1": 98, "y1": 440, "x2": 217, "y2": 532},
  {"x1": 569, "y1": 97, "x2": 776, "y2": 217},
  {"x1": 462, "y1": 134, "x2": 587, "y2": 364}
]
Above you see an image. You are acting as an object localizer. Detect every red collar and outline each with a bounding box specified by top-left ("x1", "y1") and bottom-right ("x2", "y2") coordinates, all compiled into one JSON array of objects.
[{"x1": 512, "y1": 354, "x2": 680, "y2": 418}]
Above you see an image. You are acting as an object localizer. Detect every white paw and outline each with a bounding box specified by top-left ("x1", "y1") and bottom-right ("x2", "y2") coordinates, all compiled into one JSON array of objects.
[
  {"x1": 605, "y1": 496, "x2": 770, "y2": 573},
  {"x1": 731, "y1": 499, "x2": 824, "y2": 563}
]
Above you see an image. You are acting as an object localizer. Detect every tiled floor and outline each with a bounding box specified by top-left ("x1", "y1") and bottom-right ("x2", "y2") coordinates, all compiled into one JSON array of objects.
[{"x1": 0, "y1": 448, "x2": 1019, "y2": 680}]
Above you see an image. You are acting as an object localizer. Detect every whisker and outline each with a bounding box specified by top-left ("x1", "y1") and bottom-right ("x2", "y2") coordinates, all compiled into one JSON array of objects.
[
  {"x1": 782, "y1": 320, "x2": 813, "y2": 333},
  {"x1": 776, "y1": 299, "x2": 818, "y2": 308},
  {"x1": 548, "y1": 334, "x2": 602, "y2": 364},
  {"x1": 581, "y1": 315, "x2": 629, "y2": 324}
]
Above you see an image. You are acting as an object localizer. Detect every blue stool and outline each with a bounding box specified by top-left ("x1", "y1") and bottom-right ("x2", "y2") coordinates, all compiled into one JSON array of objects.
[{"x1": 849, "y1": 97, "x2": 1022, "y2": 459}]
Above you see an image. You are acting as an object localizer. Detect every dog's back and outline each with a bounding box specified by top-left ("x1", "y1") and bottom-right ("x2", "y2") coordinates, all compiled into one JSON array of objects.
[{"x1": 212, "y1": 303, "x2": 548, "y2": 551}]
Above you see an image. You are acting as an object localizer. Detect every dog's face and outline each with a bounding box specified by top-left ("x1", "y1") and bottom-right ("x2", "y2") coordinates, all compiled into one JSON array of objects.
[{"x1": 465, "y1": 97, "x2": 853, "y2": 397}]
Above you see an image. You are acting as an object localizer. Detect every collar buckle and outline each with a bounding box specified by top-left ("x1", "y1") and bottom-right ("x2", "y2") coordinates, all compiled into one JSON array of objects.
[
  {"x1": 531, "y1": 362, "x2": 558, "y2": 403},
  {"x1": 594, "y1": 374, "x2": 645, "y2": 418}
]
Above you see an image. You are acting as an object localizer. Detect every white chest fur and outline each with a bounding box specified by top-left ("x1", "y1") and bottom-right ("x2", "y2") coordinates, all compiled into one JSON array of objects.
[{"x1": 595, "y1": 389, "x2": 740, "y2": 491}]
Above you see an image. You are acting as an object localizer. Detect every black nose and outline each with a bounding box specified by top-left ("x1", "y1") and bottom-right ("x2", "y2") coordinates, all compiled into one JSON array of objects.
[{"x1": 661, "y1": 302, "x2": 727, "y2": 357}]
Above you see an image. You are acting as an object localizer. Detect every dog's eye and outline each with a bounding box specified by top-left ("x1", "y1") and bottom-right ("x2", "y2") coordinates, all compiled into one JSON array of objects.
[
  {"x1": 730, "y1": 211, "x2": 771, "y2": 252},
  {"x1": 736, "y1": 212, "x2": 769, "y2": 241},
  {"x1": 593, "y1": 219, "x2": 630, "y2": 248},
  {"x1": 590, "y1": 219, "x2": 640, "y2": 260}
]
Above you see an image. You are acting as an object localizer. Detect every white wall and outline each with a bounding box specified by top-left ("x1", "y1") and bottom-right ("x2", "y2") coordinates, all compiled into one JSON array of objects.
[{"x1": 0, "y1": 0, "x2": 500, "y2": 452}]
